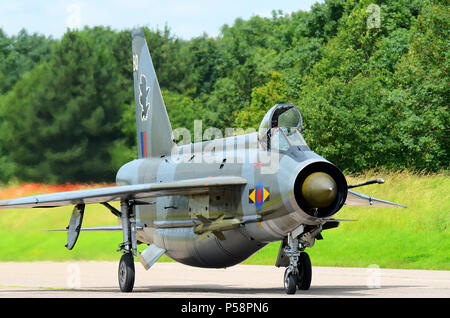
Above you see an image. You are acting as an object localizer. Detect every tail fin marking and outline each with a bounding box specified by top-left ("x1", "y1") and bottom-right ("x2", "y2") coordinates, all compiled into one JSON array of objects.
[{"x1": 132, "y1": 28, "x2": 175, "y2": 158}]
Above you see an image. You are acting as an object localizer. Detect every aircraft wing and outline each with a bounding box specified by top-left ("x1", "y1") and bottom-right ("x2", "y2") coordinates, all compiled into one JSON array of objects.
[
  {"x1": 0, "y1": 176, "x2": 247, "y2": 209},
  {"x1": 345, "y1": 190, "x2": 407, "y2": 208}
]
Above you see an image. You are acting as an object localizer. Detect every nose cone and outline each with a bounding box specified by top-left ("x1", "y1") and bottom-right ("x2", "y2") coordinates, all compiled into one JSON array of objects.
[{"x1": 301, "y1": 172, "x2": 337, "y2": 208}]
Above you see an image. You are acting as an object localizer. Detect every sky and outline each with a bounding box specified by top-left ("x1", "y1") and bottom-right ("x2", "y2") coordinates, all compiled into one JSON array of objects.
[{"x1": 0, "y1": 0, "x2": 322, "y2": 39}]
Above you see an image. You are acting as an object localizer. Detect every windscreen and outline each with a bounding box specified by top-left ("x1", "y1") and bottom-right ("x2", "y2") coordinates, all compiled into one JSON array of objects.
[
  {"x1": 282, "y1": 128, "x2": 308, "y2": 147},
  {"x1": 270, "y1": 128, "x2": 290, "y2": 151}
]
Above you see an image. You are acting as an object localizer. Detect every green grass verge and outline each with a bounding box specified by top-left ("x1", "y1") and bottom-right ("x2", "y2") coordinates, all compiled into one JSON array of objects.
[{"x1": 0, "y1": 171, "x2": 448, "y2": 270}]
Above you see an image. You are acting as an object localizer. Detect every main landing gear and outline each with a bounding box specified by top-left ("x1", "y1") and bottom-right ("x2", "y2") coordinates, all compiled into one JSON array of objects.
[
  {"x1": 117, "y1": 200, "x2": 137, "y2": 293},
  {"x1": 283, "y1": 231, "x2": 312, "y2": 295}
]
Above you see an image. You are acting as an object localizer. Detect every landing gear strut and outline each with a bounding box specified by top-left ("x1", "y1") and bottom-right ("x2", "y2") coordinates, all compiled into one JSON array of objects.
[
  {"x1": 283, "y1": 231, "x2": 312, "y2": 295},
  {"x1": 118, "y1": 200, "x2": 137, "y2": 293}
]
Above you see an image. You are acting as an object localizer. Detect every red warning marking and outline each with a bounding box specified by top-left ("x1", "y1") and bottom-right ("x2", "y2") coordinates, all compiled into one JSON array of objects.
[{"x1": 253, "y1": 162, "x2": 263, "y2": 170}]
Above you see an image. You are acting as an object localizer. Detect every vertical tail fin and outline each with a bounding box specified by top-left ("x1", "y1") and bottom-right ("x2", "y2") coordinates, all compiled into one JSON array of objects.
[{"x1": 132, "y1": 28, "x2": 175, "y2": 158}]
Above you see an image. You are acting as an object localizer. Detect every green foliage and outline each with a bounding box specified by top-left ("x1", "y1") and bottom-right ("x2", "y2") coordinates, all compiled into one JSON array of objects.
[
  {"x1": 0, "y1": 29, "x2": 54, "y2": 95},
  {"x1": 386, "y1": 2, "x2": 449, "y2": 171},
  {"x1": 0, "y1": 0, "x2": 448, "y2": 183},
  {"x1": 163, "y1": 90, "x2": 199, "y2": 133},
  {"x1": 0, "y1": 27, "x2": 131, "y2": 182},
  {"x1": 292, "y1": 0, "x2": 448, "y2": 172},
  {"x1": 234, "y1": 71, "x2": 289, "y2": 129},
  {"x1": 0, "y1": 29, "x2": 54, "y2": 182}
]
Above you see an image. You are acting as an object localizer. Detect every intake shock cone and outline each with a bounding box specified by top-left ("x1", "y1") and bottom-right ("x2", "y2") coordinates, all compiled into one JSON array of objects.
[
  {"x1": 294, "y1": 162, "x2": 347, "y2": 218},
  {"x1": 301, "y1": 172, "x2": 337, "y2": 209}
]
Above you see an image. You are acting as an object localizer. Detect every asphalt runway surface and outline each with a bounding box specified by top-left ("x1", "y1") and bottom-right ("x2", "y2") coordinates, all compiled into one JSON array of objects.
[{"x1": 0, "y1": 262, "x2": 448, "y2": 298}]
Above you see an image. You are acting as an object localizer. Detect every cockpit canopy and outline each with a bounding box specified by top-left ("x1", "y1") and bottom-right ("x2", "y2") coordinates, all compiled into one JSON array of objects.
[
  {"x1": 258, "y1": 104, "x2": 309, "y2": 152},
  {"x1": 259, "y1": 104, "x2": 303, "y2": 132}
]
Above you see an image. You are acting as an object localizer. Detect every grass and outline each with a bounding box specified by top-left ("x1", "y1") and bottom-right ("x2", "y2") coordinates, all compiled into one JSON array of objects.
[{"x1": 0, "y1": 171, "x2": 448, "y2": 270}]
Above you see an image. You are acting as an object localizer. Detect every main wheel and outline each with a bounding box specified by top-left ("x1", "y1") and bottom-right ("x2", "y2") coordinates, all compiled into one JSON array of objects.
[
  {"x1": 118, "y1": 253, "x2": 135, "y2": 292},
  {"x1": 297, "y1": 252, "x2": 312, "y2": 290},
  {"x1": 284, "y1": 268, "x2": 298, "y2": 295}
]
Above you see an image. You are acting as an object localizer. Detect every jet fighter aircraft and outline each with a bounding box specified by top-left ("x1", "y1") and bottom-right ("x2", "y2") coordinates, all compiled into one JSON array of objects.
[{"x1": 0, "y1": 29, "x2": 406, "y2": 294}]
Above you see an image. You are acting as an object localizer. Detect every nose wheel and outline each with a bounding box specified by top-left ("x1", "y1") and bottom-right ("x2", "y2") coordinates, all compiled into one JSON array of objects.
[
  {"x1": 284, "y1": 267, "x2": 298, "y2": 294},
  {"x1": 283, "y1": 252, "x2": 312, "y2": 294},
  {"x1": 283, "y1": 231, "x2": 312, "y2": 295}
]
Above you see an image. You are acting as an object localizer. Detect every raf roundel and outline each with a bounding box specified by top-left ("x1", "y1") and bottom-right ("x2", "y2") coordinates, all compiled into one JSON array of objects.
[{"x1": 249, "y1": 181, "x2": 270, "y2": 211}]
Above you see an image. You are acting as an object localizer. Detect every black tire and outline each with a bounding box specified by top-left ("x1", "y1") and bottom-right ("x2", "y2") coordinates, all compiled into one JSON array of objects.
[
  {"x1": 297, "y1": 252, "x2": 312, "y2": 290},
  {"x1": 118, "y1": 253, "x2": 135, "y2": 293},
  {"x1": 284, "y1": 268, "x2": 297, "y2": 295}
]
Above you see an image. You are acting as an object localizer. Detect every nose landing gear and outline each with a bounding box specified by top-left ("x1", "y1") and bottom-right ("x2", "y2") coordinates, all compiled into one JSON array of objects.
[{"x1": 283, "y1": 230, "x2": 312, "y2": 295}]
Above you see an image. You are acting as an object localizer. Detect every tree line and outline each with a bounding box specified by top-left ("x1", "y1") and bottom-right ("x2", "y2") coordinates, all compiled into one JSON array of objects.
[{"x1": 0, "y1": 0, "x2": 447, "y2": 183}]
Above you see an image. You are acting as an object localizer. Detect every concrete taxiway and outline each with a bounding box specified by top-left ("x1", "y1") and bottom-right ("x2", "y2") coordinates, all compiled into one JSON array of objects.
[{"x1": 0, "y1": 262, "x2": 448, "y2": 298}]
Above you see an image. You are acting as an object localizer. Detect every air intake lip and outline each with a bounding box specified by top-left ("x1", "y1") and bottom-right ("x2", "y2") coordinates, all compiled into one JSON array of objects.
[{"x1": 294, "y1": 162, "x2": 347, "y2": 218}]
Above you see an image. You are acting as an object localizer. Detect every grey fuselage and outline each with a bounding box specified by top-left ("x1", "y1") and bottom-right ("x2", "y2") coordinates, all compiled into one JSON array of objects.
[{"x1": 116, "y1": 132, "x2": 345, "y2": 268}]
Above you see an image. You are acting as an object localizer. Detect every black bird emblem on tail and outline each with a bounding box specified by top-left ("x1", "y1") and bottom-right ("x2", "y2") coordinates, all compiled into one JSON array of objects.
[{"x1": 139, "y1": 75, "x2": 150, "y2": 121}]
